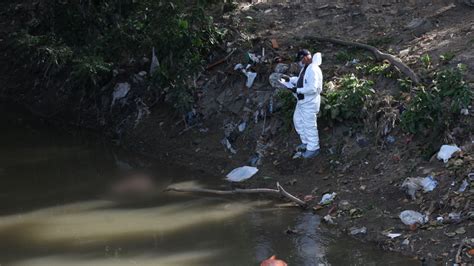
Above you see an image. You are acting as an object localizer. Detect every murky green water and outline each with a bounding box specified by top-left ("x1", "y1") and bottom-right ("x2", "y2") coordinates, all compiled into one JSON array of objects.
[{"x1": 0, "y1": 107, "x2": 419, "y2": 265}]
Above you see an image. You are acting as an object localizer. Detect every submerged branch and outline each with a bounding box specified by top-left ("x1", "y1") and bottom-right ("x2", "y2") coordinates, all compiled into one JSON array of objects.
[{"x1": 165, "y1": 182, "x2": 307, "y2": 208}]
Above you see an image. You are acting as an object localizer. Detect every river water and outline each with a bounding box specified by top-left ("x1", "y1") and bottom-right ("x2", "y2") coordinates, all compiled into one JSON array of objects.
[{"x1": 0, "y1": 108, "x2": 419, "y2": 265}]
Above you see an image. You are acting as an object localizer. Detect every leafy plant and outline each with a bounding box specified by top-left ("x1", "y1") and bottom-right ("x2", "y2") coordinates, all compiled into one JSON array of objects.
[
  {"x1": 400, "y1": 86, "x2": 443, "y2": 134},
  {"x1": 321, "y1": 74, "x2": 375, "y2": 122},
  {"x1": 13, "y1": 32, "x2": 73, "y2": 77},
  {"x1": 276, "y1": 90, "x2": 297, "y2": 131},
  {"x1": 400, "y1": 65, "x2": 472, "y2": 135},
  {"x1": 397, "y1": 78, "x2": 413, "y2": 92},
  {"x1": 420, "y1": 54, "x2": 432, "y2": 69},
  {"x1": 440, "y1": 52, "x2": 455, "y2": 63},
  {"x1": 71, "y1": 56, "x2": 112, "y2": 88},
  {"x1": 11, "y1": 0, "x2": 225, "y2": 114},
  {"x1": 434, "y1": 65, "x2": 472, "y2": 112}
]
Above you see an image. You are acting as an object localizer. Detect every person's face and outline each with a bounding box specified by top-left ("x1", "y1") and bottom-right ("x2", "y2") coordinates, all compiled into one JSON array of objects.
[{"x1": 302, "y1": 55, "x2": 312, "y2": 65}]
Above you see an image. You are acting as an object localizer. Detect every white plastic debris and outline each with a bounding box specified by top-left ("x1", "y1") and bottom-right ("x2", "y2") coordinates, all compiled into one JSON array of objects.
[
  {"x1": 350, "y1": 226, "x2": 367, "y2": 235},
  {"x1": 111, "y1": 82, "x2": 131, "y2": 107},
  {"x1": 248, "y1": 53, "x2": 261, "y2": 63},
  {"x1": 150, "y1": 47, "x2": 160, "y2": 74},
  {"x1": 226, "y1": 166, "x2": 259, "y2": 182},
  {"x1": 399, "y1": 210, "x2": 428, "y2": 225},
  {"x1": 234, "y1": 63, "x2": 244, "y2": 71},
  {"x1": 245, "y1": 71, "x2": 257, "y2": 88},
  {"x1": 385, "y1": 233, "x2": 402, "y2": 239},
  {"x1": 458, "y1": 179, "x2": 469, "y2": 192},
  {"x1": 323, "y1": 215, "x2": 336, "y2": 224},
  {"x1": 401, "y1": 176, "x2": 438, "y2": 199},
  {"x1": 460, "y1": 108, "x2": 469, "y2": 115},
  {"x1": 436, "y1": 144, "x2": 461, "y2": 163},
  {"x1": 238, "y1": 121, "x2": 247, "y2": 132},
  {"x1": 221, "y1": 138, "x2": 237, "y2": 154},
  {"x1": 319, "y1": 192, "x2": 337, "y2": 205}
]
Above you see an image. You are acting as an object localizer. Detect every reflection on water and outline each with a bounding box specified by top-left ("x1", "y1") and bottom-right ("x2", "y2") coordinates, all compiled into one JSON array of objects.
[{"x1": 0, "y1": 108, "x2": 419, "y2": 265}]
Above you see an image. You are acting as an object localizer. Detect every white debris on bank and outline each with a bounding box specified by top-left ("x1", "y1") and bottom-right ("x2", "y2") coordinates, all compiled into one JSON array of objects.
[
  {"x1": 436, "y1": 144, "x2": 461, "y2": 163},
  {"x1": 111, "y1": 82, "x2": 131, "y2": 107},
  {"x1": 226, "y1": 166, "x2": 259, "y2": 182}
]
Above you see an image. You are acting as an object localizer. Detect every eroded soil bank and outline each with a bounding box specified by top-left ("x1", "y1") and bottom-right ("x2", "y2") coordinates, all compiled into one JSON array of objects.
[{"x1": 1, "y1": 0, "x2": 473, "y2": 264}]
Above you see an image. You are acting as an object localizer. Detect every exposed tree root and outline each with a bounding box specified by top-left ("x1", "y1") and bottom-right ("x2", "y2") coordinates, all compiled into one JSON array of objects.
[
  {"x1": 311, "y1": 36, "x2": 420, "y2": 84},
  {"x1": 165, "y1": 182, "x2": 308, "y2": 208}
]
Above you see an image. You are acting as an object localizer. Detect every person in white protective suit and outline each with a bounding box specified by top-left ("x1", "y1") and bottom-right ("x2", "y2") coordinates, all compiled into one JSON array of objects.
[{"x1": 290, "y1": 49, "x2": 323, "y2": 159}]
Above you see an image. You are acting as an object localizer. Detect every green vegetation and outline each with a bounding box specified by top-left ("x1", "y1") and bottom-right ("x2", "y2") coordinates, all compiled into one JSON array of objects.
[
  {"x1": 321, "y1": 74, "x2": 375, "y2": 122},
  {"x1": 10, "y1": 0, "x2": 225, "y2": 113},
  {"x1": 276, "y1": 90, "x2": 297, "y2": 131},
  {"x1": 400, "y1": 65, "x2": 472, "y2": 134},
  {"x1": 440, "y1": 52, "x2": 455, "y2": 63},
  {"x1": 420, "y1": 54, "x2": 432, "y2": 69}
]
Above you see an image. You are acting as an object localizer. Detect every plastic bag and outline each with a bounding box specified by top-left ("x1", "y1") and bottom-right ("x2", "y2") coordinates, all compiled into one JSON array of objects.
[
  {"x1": 399, "y1": 210, "x2": 427, "y2": 225},
  {"x1": 226, "y1": 166, "x2": 259, "y2": 182},
  {"x1": 436, "y1": 144, "x2": 461, "y2": 163}
]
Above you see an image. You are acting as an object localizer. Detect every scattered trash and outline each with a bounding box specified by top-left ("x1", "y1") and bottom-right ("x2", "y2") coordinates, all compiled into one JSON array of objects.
[
  {"x1": 274, "y1": 63, "x2": 289, "y2": 73},
  {"x1": 245, "y1": 71, "x2": 257, "y2": 88},
  {"x1": 111, "y1": 82, "x2": 131, "y2": 107},
  {"x1": 247, "y1": 52, "x2": 261, "y2": 64},
  {"x1": 399, "y1": 210, "x2": 428, "y2": 225},
  {"x1": 402, "y1": 239, "x2": 410, "y2": 245},
  {"x1": 401, "y1": 176, "x2": 438, "y2": 199},
  {"x1": 350, "y1": 226, "x2": 367, "y2": 235},
  {"x1": 234, "y1": 63, "x2": 244, "y2": 70},
  {"x1": 458, "y1": 179, "x2": 469, "y2": 192},
  {"x1": 436, "y1": 144, "x2": 461, "y2": 163},
  {"x1": 386, "y1": 135, "x2": 396, "y2": 144},
  {"x1": 385, "y1": 233, "x2": 402, "y2": 239},
  {"x1": 345, "y1": 58, "x2": 360, "y2": 66},
  {"x1": 150, "y1": 47, "x2": 160, "y2": 74},
  {"x1": 238, "y1": 121, "x2": 247, "y2": 132},
  {"x1": 448, "y1": 212, "x2": 462, "y2": 223},
  {"x1": 221, "y1": 138, "x2": 237, "y2": 154},
  {"x1": 225, "y1": 166, "x2": 259, "y2": 182},
  {"x1": 319, "y1": 192, "x2": 337, "y2": 205},
  {"x1": 436, "y1": 216, "x2": 444, "y2": 223},
  {"x1": 323, "y1": 215, "x2": 336, "y2": 224},
  {"x1": 460, "y1": 108, "x2": 469, "y2": 115}
]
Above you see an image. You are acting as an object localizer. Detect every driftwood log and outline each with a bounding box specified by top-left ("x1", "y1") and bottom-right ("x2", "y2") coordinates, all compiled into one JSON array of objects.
[
  {"x1": 311, "y1": 36, "x2": 420, "y2": 84},
  {"x1": 165, "y1": 182, "x2": 308, "y2": 208}
]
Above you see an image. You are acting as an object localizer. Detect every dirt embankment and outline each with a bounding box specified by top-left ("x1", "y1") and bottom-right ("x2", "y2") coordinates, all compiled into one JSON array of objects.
[{"x1": 1, "y1": 0, "x2": 473, "y2": 264}]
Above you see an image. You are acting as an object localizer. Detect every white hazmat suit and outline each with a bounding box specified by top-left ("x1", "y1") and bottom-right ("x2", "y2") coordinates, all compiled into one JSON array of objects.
[{"x1": 293, "y1": 53, "x2": 323, "y2": 152}]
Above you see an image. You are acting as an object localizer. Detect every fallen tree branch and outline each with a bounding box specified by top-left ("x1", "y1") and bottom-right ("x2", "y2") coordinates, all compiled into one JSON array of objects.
[
  {"x1": 311, "y1": 36, "x2": 420, "y2": 84},
  {"x1": 165, "y1": 182, "x2": 307, "y2": 208},
  {"x1": 206, "y1": 48, "x2": 236, "y2": 70}
]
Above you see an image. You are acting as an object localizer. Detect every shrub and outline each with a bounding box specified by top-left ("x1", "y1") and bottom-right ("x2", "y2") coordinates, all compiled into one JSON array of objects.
[
  {"x1": 321, "y1": 74, "x2": 375, "y2": 121},
  {"x1": 11, "y1": 0, "x2": 225, "y2": 114},
  {"x1": 400, "y1": 65, "x2": 472, "y2": 134}
]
